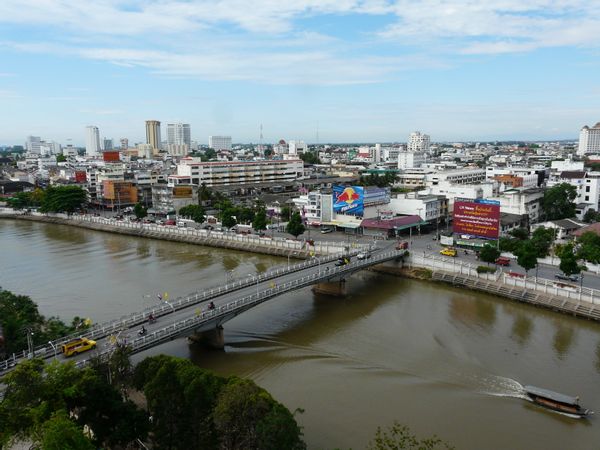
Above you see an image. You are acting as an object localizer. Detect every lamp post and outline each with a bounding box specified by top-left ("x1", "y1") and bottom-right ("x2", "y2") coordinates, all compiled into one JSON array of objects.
[
  {"x1": 48, "y1": 341, "x2": 57, "y2": 359},
  {"x1": 248, "y1": 274, "x2": 259, "y2": 297},
  {"x1": 25, "y1": 327, "x2": 34, "y2": 358}
]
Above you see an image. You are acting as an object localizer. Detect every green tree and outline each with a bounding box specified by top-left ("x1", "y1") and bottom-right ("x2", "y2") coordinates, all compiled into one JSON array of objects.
[
  {"x1": 40, "y1": 411, "x2": 95, "y2": 450},
  {"x1": 479, "y1": 244, "x2": 500, "y2": 266},
  {"x1": 222, "y1": 209, "x2": 237, "y2": 229},
  {"x1": 515, "y1": 240, "x2": 538, "y2": 276},
  {"x1": 133, "y1": 202, "x2": 147, "y2": 219},
  {"x1": 299, "y1": 151, "x2": 321, "y2": 165},
  {"x1": 541, "y1": 183, "x2": 577, "y2": 220},
  {"x1": 509, "y1": 227, "x2": 529, "y2": 240},
  {"x1": 178, "y1": 204, "x2": 205, "y2": 223},
  {"x1": 213, "y1": 378, "x2": 305, "y2": 450},
  {"x1": 575, "y1": 231, "x2": 600, "y2": 263},
  {"x1": 280, "y1": 205, "x2": 292, "y2": 221},
  {"x1": 40, "y1": 186, "x2": 87, "y2": 214},
  {"x1": 530, "y1": 226, "x2": 555, "y2": 258},
  {"x1": 559, "y1": 246, "x2": 581, "y2": 277},
  {"x1": 367, "y1": 421, "x2": 454, "y2": 450},
  {"x1": 583, "y1": 209, "x2": 600, "y2": 223},
  {"x1": 253, "y1": 208, "x2": 268, "y2": 231},
  {"x1": 55, "y1": 154, "x2": 67, "y2": 163},
  {"x1": 201, "y1": 148, "x2": 217, "y2": 161},
  {"x1": 7, "y1": 192, "x2": 34, "y2": 210},
  {"x1": 286, "y1": 212, "x2": 305, "y2": 238}
]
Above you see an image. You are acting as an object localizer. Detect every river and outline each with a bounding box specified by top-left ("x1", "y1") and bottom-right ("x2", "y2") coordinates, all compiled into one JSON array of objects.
[{"x1": 1, "y1": 219, "x2": 599, "y2": 449}]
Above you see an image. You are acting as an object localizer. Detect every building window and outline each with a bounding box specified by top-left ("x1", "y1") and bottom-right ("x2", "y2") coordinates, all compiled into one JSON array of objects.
[{"x1": 586, "y1": 186, "x2": 591, "y2": 192}]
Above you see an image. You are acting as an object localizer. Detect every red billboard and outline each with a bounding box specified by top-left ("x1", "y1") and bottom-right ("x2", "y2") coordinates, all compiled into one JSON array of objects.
[{"x1": 453, "y1": 200, "x2": 500, "y2": 239}]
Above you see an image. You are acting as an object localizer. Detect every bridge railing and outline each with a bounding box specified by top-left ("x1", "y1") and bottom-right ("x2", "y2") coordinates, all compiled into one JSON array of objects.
[
  {"x1": 3, "y1": 250, "x2": 403, "y2": 374},
  {"x1": 0, "y1": 250, "x2": 360, "y2": 371}
]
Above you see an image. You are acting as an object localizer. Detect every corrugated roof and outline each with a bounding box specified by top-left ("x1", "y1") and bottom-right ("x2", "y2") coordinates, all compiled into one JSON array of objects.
[
  {"x1": 361, "y1": 215, "x2": 423, "y2": 230},
  {"x1": 560, "y1": 171, "x2": 586, "y2": 179}
]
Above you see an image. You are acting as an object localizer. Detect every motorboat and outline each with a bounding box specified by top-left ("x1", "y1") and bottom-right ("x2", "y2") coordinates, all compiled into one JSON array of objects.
[{"x1": 524, "y1": 385, "x2": 593, "y2": 418}]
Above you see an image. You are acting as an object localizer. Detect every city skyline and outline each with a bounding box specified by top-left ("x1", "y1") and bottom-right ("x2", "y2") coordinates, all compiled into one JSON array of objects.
[{"x1": 1, "y1": 1, "x2": 600, "y2": 144}]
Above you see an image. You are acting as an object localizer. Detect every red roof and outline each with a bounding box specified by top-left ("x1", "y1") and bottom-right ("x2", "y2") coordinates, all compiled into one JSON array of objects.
[
  {"x1": 573, "y1": 222, "x2": 600, "y2": 237},
  {"x1": 360, "y1": 215, "x2": 423, "y2": 230}
]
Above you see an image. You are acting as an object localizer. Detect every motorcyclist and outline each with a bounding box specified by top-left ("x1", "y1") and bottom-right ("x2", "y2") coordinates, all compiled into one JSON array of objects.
[
  {"x1": 148, "y1": 313, "x2": 155, "y2": 323},
  {"x1": 139, "y1": 326, "x2": 147, "y2": 336},
  {"x1": 209, "y1": 301, "x2": 216, "y2": 310}
]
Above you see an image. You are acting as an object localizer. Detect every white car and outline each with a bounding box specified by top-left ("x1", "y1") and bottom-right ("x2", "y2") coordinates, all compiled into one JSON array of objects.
[{"x1": 357, "y1": 252, "x2": 371, "y2": 260}]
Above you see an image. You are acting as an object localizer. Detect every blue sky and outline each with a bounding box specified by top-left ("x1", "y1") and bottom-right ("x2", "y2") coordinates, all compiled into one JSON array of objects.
[{"x1": 1, "y1": 0, "x2": 600, "y2": 145}]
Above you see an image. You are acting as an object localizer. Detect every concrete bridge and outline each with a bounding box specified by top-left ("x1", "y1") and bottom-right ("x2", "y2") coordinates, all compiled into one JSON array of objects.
[{"x1": 0, "y1": 248, "x2": 406, "y2": 375}]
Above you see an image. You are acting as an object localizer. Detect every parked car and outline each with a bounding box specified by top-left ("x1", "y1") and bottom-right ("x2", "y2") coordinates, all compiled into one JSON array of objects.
[
  {"x1": 164, "y1": 219, "x2": 176, "y2": 226},
  {"x1": 495, "y1": 257, "x2": 511, "y2": 266},
  {"x1": 555, "y1": 273, "x2": 579, "y2": 282},
  {"x1": 357, "y1": 252, "x2": 371, "y2": 260},
  {"x1": 321, "y1": 227, "x2": 334, "y2": 234},
  {"x1": 440, "y1": 247, "x2": 457, "y2": 257}
]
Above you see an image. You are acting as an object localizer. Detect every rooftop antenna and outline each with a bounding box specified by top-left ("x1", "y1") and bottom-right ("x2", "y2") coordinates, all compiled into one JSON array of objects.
[
  {"x1": 316, "y1": 121, "x2": 319, "y2": 145},
  {"x1": 258, "y1": 123, "x2": 263, "y2": 155}
]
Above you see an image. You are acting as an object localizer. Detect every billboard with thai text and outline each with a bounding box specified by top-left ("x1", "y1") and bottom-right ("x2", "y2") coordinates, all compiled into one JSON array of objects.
[
  {"x1": 333, "y1": 185, "x2": 364, "y2": 216},
  {"x1": 453, "y1": 200, "x2": 500, "y2": 239}
]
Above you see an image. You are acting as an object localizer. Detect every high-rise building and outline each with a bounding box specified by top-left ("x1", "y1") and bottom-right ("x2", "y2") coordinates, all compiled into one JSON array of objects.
[
  {"x1": 288, "y1": 140, "x2": 306, "y2": 155},
  {"x1": 209, "y1": 135, "x2": 232, "y2": 151},
  {"x1": 408, "y1": 131, "x2": 431, "y2": 153},
  {"x1": 85, "y1": 126, "x2": 101, "y2": 156},
  {"x1": 25, "y1": 136, "x2": 41, "y2": 154},
  {"x1": 102, "y1": 138, "x2": 113, "y2": 151},
  {"x1": 120, "y1": 138, "x2": 129, "y2": 150},
  {"x1": 145, "y1": 120, "x2": 161, "y2": 152},
  {"x1": 578, "y1": 122, "x2": 600, "y2": 156},
  {"x1": 167, "y1": 123, "x2": 191, "y2": 146}
]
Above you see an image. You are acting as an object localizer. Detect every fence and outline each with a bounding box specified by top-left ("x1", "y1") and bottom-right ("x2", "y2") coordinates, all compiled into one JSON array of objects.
[{"x1": 409, "y1": 252, "x2": 600, "y2": 305}]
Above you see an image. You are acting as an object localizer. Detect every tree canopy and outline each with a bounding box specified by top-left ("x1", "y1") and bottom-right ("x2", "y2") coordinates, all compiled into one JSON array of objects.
[
  {"x1": 286, "y1": 211, "x2": 305, "y2": 238},
  {"x1": 178, "y1": 204, "x2": 205, "y2": 223},
  {"x1": 133, "y1": 202, "x2": 148, "y2": 219},
  {"x1": 559, "y1": 244, "x2": 581, "y2": 277},
  {"x1": 541, "y1": 183, "x2": 577, "y2": 220},
  {"x1": 515, "y1": 240, "x2": 538, "y2": 274},
  {"x1": 368, "y1": 421, "x2": 454, "y2": 450},
  {"x1": 575, "y1": 231, "x2": 600, "y2": 264},
  {"x1": 479, "y1": 244, "x2": 500, "y2": 266},
  {"x1": 253, "y1": 208, "x2": 268, "y2": 231},
  {"x1": 0, "y1": 289, "x2": 89, "y2": 355}
]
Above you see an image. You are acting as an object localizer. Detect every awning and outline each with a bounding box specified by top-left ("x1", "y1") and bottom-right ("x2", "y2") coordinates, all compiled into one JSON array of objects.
[
  {"x1": 393, "y1": 221, "x2": 427, "y2": 231},
  {"x1": 337, "y1": 222, "x2": 362, "y2": 229}
]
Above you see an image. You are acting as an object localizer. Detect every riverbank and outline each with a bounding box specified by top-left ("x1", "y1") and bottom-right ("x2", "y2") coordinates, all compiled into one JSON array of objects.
[
  {"x1": 0, "y1": 210, "x2": 356, "y2": 259},
  {"x1": 372, "y1": 261, "x2": 600, "y2": 323}
]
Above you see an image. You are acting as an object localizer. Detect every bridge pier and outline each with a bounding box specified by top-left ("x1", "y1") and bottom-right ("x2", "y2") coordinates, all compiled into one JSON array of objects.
[
  {"x1": 312, "y1": 279, "x2": 346, "y2": 296},
  {"x1": 189, "y1": 326, "x2": 225, "y2": 350}
]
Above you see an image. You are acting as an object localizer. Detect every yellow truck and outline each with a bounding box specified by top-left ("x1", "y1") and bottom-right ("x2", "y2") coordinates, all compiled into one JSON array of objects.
[{"x1": 61, "y1": 337, "x2": 97, "y2": 357}]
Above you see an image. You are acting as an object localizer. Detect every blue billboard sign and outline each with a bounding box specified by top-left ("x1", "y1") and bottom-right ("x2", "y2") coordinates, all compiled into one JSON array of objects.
[{"x1": 333, "y1": 185, "x2": 364, "y2": 216}]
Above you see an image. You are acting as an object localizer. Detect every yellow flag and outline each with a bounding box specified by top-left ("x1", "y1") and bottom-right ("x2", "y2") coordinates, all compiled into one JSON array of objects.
[{"x1": 163, "y1": 292, "x2": 169, "y2": 300}]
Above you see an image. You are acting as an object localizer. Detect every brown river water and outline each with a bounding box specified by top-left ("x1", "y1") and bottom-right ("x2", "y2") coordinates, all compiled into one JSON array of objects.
[{"x1": 1, "y1": 219, "x2": 600, "y2": 449}]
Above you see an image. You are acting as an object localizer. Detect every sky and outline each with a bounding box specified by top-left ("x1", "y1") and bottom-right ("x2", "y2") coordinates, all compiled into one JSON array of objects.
[{"x1": 1, "y1": 0, "x2": 600, "y2": 146}]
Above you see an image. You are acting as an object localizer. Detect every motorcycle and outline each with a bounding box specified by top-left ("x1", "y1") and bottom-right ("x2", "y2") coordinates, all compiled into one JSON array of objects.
[
  {"x1": 208, "y1": 302, "x2": 216, "y2": 310},
  {"x1": 138, "y1": 327, "x2": 147, "y2": 336},
  {"x1": 148, "y1": 315, "x2": 157, "y2": 324}
]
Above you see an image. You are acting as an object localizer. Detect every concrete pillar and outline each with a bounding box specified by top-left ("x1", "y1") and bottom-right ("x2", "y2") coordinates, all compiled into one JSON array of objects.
[
  {"x1": 312, "y1": 280, "x2": 346, "y2": 296},
  {"x1": 190, "y1": 326, "x2": 225, "y2": 350}
]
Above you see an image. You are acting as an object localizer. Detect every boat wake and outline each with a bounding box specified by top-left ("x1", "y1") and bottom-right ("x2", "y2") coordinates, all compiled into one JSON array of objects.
[{"x1": 478, "y1": 375, "x2": 529, "y2": 400}]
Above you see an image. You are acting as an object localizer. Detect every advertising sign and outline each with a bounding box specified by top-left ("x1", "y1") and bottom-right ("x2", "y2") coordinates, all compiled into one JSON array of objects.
[
  {"x1": 172, "y1": 186, "x2": 193, "y2": 198},
  {"x1": 453, "y1": 200, "x2": 500, "y2": 239},
  {"x1": 364, "y1": 187, "x2": 390, "y2": 205},
  {"x1": 333, "y1": 185, "x2": 364, "y2": 216}
]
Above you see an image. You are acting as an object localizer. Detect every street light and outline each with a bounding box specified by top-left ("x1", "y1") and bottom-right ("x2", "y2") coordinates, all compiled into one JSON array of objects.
[
  {"x1": 48, "y1": 341, "x2": 57, "y2": 359},
  {"x1": 248, "y1": 273, "x2": 260, "y2": 297}
]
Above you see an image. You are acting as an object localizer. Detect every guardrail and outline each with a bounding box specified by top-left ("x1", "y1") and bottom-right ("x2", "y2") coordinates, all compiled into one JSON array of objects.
[
  {"x1": 1, "y1": 250, "x2": 404, "y2": 374},
  {"x1": 409, "y1": 251, "x2": 600, "y2": 305}
]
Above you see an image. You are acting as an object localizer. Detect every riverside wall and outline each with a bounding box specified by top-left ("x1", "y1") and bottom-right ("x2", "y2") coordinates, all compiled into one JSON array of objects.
[
  {"x1": 371, "y1": 253, "x2": 600, "y2": 323},
  {"x1": 0, "y1": 210, "x2": 361, "y2": 259}
]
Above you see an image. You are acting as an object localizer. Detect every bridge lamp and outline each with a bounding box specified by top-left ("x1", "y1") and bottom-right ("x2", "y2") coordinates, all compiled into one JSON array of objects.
[
  {"x1": 248, "y1": 273, "x2": 259, "y2": 297},
  {"x1": 48, "y1": 341, "x2": 57, "y2": 360}
]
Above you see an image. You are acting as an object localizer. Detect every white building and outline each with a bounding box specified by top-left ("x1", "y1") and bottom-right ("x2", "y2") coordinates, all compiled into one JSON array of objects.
[
  {"x1": 288, "y1": 140, "x2": 307, "y2": 155},
  {"x1": 489, "y1": 189, "x2": 544, "y2": 224},
  {"x1": 389, "y1": 193, "x2": 446, "y2": 223},
  {"x1": 426, "y1": 168, "x2": 486, "y2": 186},
  {"x1": 408, "y1": 131, "x2": 430, "y2": 153},
  {"x1": 137, "y1": 143, "x2": 154, "y2": 159},
  {"x1": 174, "y1": 159, "x2": 304, "y2": 187},
  {"x1": 547, "y1": 170, "x2": 600, "y2": 218},
  {"x1": 40, "y1": 141, "x2": 61, "y2": 156},
  {"x1": 209, "y1": 135, "x2": 232, "y2": 151},
  {"x1": 398, "y1": 151, "x2": 426, "y2": 169},
  {"x1": 85, "y1": 126, "x2": 101, "y2": 156},
  {"x1": 25, "y1": 136, "x2": 41, "y2": 154},
  {"x1": 578, "y1": 122, "x2": 600, "y2": 156},
  {"x1": 166, "y1": 144, "x2": 189, "y2": 157},
  {"x1": 383, "y1": 146, "x2": 402, "y2": 162},
  {"x1": 167, "y1": 123, "x2": 191, "y2": 146},
  {"x1": 419, "y1": 181, "x2": 494, "y2": 210}
]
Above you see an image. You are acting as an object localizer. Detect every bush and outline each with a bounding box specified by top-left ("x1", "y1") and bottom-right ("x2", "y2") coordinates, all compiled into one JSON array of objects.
[{"x1": 476, "y1": 266, "x2": 496, "y2": 274}]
